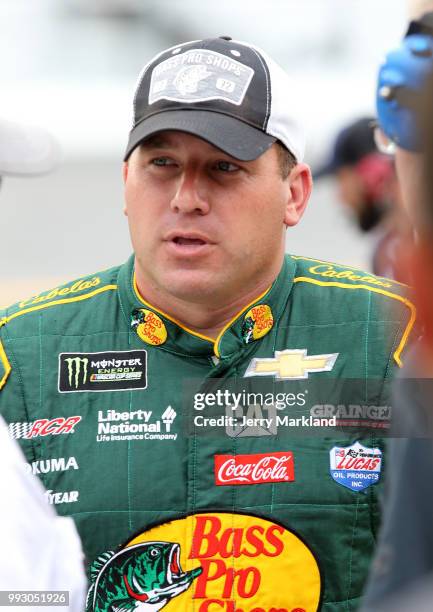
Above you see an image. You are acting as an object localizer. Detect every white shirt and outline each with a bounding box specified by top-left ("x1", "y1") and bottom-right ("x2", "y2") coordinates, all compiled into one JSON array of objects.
[{"x1": 0, "y1": 416, "x2": 86, "y2": 611}]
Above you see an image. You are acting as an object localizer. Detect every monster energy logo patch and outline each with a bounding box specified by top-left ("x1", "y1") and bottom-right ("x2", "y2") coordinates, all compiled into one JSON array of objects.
[{"x1": 58, "y1": 351, "x2": 147, "y2": 393}]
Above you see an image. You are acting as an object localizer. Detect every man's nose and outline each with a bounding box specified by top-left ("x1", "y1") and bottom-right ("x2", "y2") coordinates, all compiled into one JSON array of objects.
[{"x1": 170, "y1": 169, "x2": 210, "y2": 215}]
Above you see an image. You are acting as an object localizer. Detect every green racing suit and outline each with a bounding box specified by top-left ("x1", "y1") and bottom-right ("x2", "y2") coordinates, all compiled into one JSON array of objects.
[{"x1": 0, "y1": 254, "x2": 415, "y2": 611}]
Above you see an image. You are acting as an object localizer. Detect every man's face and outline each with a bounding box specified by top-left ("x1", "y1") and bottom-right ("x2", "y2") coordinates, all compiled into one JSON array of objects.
[
  {"x1": 335, "y1": 167, "x2": 365, "y2": 211},
  {"x1": 123, "y1": 131, "x2": 310, "y2": 306}
]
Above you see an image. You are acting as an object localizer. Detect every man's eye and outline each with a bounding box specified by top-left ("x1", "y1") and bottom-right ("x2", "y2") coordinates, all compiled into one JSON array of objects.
[
  {"x1": 151, "y1": 157, "x2": 174, "y2": 167},
  {"x1": 216, "y1": 160, "x2": 239, "y2": 172}
]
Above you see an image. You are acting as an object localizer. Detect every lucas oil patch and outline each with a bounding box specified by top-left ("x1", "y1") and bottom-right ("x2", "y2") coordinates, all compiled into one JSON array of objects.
[
  {"x1": 149, "y1": 49, "x2": 255, "y2": 106},
  {"x1": 131, "y1": 309, "x2": 168, "y2": 346},
  {"x1": 242, "y1": 304, "x2": 274, "y2": 344},
  {"x1": 58, "y1": 350, "x2": 147, "y2": 392},
  {"x1": 87, "y1": 513, "x2": 321, "y2": 611},
  {"x1": 329, "y1": 441, "x2": 382, "y2": 492}
]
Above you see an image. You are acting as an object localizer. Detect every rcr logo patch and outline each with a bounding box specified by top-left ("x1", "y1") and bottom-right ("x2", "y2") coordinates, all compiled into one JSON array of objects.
[
  {"x1": 8, "y1": 417, "x2": 81, "y2": 439},
  {"x1": 58, "y1": 350, "x2": 147, "y2": 393}
]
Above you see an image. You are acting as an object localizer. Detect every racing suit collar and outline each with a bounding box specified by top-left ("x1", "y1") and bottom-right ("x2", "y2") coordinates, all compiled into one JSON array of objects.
[{"x1": 117, "y1": 254, "x2": 295, "y2": 358}]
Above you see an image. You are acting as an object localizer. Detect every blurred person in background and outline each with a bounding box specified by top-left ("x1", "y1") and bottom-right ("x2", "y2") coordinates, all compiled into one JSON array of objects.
[
  {"x1": 361, "y1": 12, "x2": 433, "y2": 611},
  {"x1": 374, "y1": 11, "x2": 433, "y2": 216},
  {"x1": 314, "y1": 117, "x2": 409, "y2": 280},
  {"x1": 0, "y1": 120, "x2": 85, "y2": 610},
  {"x1": 0, "y1": 38, "x2": 415, "y2": 611}
]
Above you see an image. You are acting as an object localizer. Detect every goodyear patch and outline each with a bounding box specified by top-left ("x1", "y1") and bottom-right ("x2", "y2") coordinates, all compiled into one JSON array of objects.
[{"x1": 329, "y1": 441, "x2": 382, "y2": 492}]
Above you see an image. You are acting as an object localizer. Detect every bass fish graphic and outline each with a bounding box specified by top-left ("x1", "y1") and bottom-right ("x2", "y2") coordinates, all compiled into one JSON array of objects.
[
  {"x1": 173, "y1": 65, "x2": 211, "y2": 95},
  {"x1": 241, "y1": 315, "x2": 255, "y2": 344},
  {"x1": 87, "y1": 541, "x2": 202, "y2": 611}
]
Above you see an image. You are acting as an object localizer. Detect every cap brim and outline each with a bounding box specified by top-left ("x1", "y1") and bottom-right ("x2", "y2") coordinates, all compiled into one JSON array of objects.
[
  {"x1": 0, "y1": 119, "x2": 61, "y2": 177},
  {"x1": 124, "y1": 110, "x2": 276, "y2": 162}
]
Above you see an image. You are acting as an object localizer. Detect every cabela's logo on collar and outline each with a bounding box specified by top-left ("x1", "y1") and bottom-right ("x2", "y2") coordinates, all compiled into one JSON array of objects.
[
  {"x1": 242, "y1": 304, "x2": 273, "y2": 344},
  {"x1": 131, "y1": 309, "x2": 167, "y2": 346},
  {"x1": 19, "y1": 277, "x2": 101, "y2": 308},
  {"x1": 244, "y1": 349, "x2": 338, "y2": 380},
  {"x1": 308, "y1": 264, "x2": 392, "y2": 288},
  {"x1": 87, "y1": 513, "x2": 321, "y2": 611}
]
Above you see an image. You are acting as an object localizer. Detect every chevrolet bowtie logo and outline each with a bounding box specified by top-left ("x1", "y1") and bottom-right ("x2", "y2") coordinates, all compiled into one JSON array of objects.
[{"x1": 244, "y1": 349, "x2": 339, "y2": 380}]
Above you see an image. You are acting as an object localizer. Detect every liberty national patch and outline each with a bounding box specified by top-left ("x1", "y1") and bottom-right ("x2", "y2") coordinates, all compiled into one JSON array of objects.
[{"x1": 329, "y1": 441, "x2": 382, "y2": 492}]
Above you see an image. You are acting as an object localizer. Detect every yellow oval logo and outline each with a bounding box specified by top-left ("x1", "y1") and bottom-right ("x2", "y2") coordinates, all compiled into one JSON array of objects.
[
  {"x1": 87, "y1": 513, "x2": 321, "y2": 611},
  {"x1": 242, "y1": 305, "x2": 274, "y2": 344},
  {"x1": 132, "y1": 309, "x2": 168, "y2": 346}
]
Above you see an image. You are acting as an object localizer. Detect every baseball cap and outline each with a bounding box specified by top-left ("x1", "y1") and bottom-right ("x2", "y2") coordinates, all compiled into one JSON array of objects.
[
  {"x1": 124, "y1": 36, "x2": 305, "y2": 162},
  {"x1": 314, "y1": 117, "x2": 376, "y2": 179},
  {"x1": 0, "y1": 119, "x2": 60, "y2": 177}
]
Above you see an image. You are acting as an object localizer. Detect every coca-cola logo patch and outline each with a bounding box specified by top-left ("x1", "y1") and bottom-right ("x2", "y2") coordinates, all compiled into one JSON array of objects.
[{"x1": 214, "y1": 451, "x2": 294, "y2": 486}]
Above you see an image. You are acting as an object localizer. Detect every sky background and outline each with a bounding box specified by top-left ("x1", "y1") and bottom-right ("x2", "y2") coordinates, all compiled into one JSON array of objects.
[{"x1": 0, "y1": 0, "x2": 413, "y2": 305}]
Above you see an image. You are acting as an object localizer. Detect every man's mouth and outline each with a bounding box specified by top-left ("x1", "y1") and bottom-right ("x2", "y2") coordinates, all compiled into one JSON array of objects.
[
  {"x1": 173, "y1": 237, "x2": 206, "y2": 246},
  {"x1": 164, "y1": 232, "x2": 214, "y2": 256}
]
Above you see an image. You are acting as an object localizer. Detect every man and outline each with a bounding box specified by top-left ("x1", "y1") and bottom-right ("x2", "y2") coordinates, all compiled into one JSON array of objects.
[
  {"x1": 315, "y1": 117, "x2": 395, "y2": 232},
  {"x1": 361, "y1": 13, "x2": 433, "y2": 611},
  {"x1": 374, "y1": 11, "x2": 433, "y2": 215},
  {"x1": 314, "y1": 117, "x2": 407, "y2": 279},
  {"x1": 0, "y1": 119, "x2": 86, "y2": 610},
  {"x1": 0, "y1": 38, "x2": 414, "y2": 611}
]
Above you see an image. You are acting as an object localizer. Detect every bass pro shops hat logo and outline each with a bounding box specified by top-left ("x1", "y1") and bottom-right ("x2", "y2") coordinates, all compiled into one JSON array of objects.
[
  {"x1": 149, "y1": 49, "x2": 254, "y2": 106},
  {"x1": 87, "y1": 513, "x2": 321, "y2": 611}
]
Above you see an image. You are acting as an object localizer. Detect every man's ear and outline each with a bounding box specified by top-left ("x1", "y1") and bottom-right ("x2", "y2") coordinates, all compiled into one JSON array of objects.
[
  {"x1": 284, "y1": 163, "x2": 313, "y2": 227},
  {"x1": 122, "y1": 162, "x2": 129, "y2": 216},
  {"x1": 123, "y1": 161, "x2": 129, "y2": 183}
]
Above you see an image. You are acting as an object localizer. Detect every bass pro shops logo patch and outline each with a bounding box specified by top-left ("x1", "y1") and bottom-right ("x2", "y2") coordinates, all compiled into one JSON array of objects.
[
  {"x1": 58, "y1": 350, "x2": 147, "y2": 393},
  {"x1": 87, "y1": 513, "x2": 321, "y2": 611}
]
